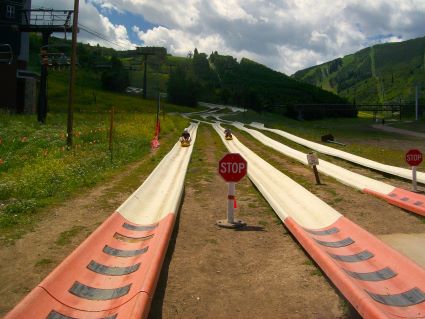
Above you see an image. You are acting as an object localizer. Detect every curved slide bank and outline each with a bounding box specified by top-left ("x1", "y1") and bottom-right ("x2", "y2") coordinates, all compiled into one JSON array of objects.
[
  {"x1": 213, "y1": 123, "x2": 425, "y2": 319},
  {"x1": 230, "y1": 122, "x2": 425, "y2": 217},
  {"x1": 249, "y1": 122, "x2": 425, "y2": 184},
  {"x1": 5, "y1": 123, "x2": 199, "y2": 319}
]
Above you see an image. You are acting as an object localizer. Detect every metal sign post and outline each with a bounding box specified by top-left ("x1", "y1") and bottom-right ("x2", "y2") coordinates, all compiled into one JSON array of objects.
[
  {"x1": 227, "y1": 182, "x2": 236, "y2": 224},
  {"x1": 307, "y1": 152, "x2": 321, "y2": 185},
  {"x1": 412, "y1": 166, "x2": 418, "y2": 192}
]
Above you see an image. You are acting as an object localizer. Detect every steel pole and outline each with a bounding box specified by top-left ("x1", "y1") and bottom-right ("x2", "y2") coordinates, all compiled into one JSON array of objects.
[
  {"x1": 67, "y1": 0, "x2": 79, "y2": 148},
  {"x1": 412, "y1": 166, "x2": 418, "y2": 192},
  {"x1": 227, "y1": 182, "x2": 235, "y2": 223}
]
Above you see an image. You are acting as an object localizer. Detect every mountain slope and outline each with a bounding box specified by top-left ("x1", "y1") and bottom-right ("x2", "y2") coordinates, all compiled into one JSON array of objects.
[
  {"x1": 205, "y1": 52, "x2": 347, "y2": 106},
  {"x1": 292, "y1": 36, "x2": 425, "y2": 104}
]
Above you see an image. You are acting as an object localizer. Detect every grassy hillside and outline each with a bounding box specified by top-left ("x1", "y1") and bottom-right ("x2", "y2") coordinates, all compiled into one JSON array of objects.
[
  {"x1": 27, "y1": 34, "x2": 352, "y2": 118},
  {"x1": 292, "y1": 36, "x2": 425, "y2": 105},
  {"x1": 1, "y1": 53, "x2": 194, "y2": 242}
]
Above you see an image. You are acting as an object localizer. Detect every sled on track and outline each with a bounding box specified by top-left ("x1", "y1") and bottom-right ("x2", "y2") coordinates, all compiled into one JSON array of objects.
[{"x1": 180, "y1": 138, "x2": 191, "y2": 147}]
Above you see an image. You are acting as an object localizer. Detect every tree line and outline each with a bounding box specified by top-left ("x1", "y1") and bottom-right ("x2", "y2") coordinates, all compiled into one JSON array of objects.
[{"x1": 167, "y1": 49, "x2": 356, "y2": 118}]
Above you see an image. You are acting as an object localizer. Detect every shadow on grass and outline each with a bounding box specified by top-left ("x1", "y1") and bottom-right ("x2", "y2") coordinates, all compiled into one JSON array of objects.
[
  {"x1": 148, "y1": 189, "x2": 184, "y2": 319},
  {"x1": 234, "y1": 225, "x2": 265, "y2": 232}
]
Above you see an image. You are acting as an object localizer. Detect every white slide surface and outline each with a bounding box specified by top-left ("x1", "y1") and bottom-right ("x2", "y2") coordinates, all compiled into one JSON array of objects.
[
  {"x1": 211, "y1": 122, "x2": 425, "y2": 319},
  {"x1": 231, "y1": 122, "x2": 394, "y2": 194},
  {"x1": 249, "y1": 122, "x2": 425, "y2": 184},
  {"x1": 118, "y1": 123, "x2": 199, "y2": 224},
  {"x1": 212, "y1": 122, "x2": 340, "y2": 229}
]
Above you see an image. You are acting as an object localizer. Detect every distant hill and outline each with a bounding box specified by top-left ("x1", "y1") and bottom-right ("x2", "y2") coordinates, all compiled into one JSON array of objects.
[
  {"x1": 29, "y1": 34, "x2": 353, "y2": 117},
  {"x1": 166, "y1": 50, "x2": 353, "y2": 117},
  {"x1": 292, "y1": 36, "x2": 425, "y2": 104}
]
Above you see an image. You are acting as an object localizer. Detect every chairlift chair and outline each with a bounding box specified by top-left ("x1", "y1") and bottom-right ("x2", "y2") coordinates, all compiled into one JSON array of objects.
[
  {"x1": 0, "y1": 44, "x2": 13, "y2": 64},
  {"x1": 39, "y1": 44, "x2": 71, "y2": 69}
]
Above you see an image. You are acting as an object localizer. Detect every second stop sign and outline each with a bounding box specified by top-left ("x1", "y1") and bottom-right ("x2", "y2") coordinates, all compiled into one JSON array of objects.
[
  {"x1": 406, "y1": 149, "x2": 423, "y2": 167},
  {"x1": 219, "y1": 153, "x2": 247, "y2": 182}
]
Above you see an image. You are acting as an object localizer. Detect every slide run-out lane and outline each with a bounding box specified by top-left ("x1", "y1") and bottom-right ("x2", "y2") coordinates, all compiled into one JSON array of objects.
[
  {"x1": 250, "y1": 122, "x2": 425, "y2": 184},
  {"x1": 229, "y1": 122, "x2": 425, "y2": 217},
  {"x1": 211, "y1": 122, "x2": 425, "y2": 319}
]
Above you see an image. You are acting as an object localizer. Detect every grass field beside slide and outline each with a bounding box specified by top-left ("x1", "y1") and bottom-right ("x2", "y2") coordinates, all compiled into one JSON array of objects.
[{"x1": 0, "y1": 69, "x2": 195, "y2": 243}]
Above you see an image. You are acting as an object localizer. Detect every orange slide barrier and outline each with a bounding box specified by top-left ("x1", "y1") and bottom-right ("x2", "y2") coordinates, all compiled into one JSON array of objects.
[
  {"x1": 365, "y1": 187, "x2": 425, "y2": 217},
  {"x1": 5, "y1": 212, "x2": 175, "y2": 319},
  {"x1": 286, "y1": 216, "x2": 425, "y2": 319}
]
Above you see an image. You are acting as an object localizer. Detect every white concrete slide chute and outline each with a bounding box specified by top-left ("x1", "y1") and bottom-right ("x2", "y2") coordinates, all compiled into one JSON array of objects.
[
  {"x1": 250, "y1": 122, "x2": 425, "y2": 184},
  {"x1": 212, "y1": 123, "x2": 341, "y2": 229},
  {"x1": 5, "y1": 123, "x2": 199, "y2": 319},
  {"x1": 237, "y1": 122, "x2": 425, "y2": 216},
  {"x1": 118, "y1": 123, "x2": 199, "y2": 224},
  {"x1": 231, "y1": 122, "x2": 394, "y2": 195}
]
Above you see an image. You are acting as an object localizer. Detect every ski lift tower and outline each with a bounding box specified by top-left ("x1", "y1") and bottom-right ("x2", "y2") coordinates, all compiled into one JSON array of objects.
[
  {"x1": 136, "y1": 46, "x2": 166, "y2": 99},
  {"x1": 19, "y1": 8, "x2": 73, "y2": 123}
]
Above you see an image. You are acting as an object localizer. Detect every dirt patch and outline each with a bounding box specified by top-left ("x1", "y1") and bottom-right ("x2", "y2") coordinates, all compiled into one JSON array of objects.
[
  {"x1": 372, "y1": 124, "x2": 425, "y2": 139},
  {"x1": 378, "y1": 233, "x2": 425, "y2": 268},
  {"x1": 150, "y1": 125, "x2": 356, "y2": 319}
]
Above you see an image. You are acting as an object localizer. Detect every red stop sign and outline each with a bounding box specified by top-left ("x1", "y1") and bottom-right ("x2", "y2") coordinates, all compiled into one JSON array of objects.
[
  {"x1": 219, "y1": 153, "x2": 247, "y2": 182},
  {"x1": 406, "y1": 149, "x2": 423, "y2": 166}
]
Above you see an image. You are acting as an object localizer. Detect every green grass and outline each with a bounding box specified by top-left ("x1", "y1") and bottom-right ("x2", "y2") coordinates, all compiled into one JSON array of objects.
[
  {"x1": 34, "y1": 258, "x2": 53, "y2": 267},
  {"x1": 46, "y1": 70, "x2": 195, "y2": 114},
  {"x1": 0, "y1": 111, "x2": 188, "y2": 235},
  {"x1": 310, "y1": 269, "x2": 323, "y2": 276},
  {"x1": 258, "y1": 220, "x2": 268, "y2": 226},
  {"x1": 292, "y1": 36, "x2": 425, "y2": 106},
  {"x1": 302, "y1": 260, "x2": 314, "y2": 266},
  {"x1": 55, "y1": 226, "x2": 87, "y2": 246},
  {"x1": 205, "y1": 238, "x2": 218, "y2": 245},
  {"x1": 0, "y1": 69, "x2": 196, "y2": 243},
  {"x1": 187, "y1": 124, "x2": 227, "y2": 185}
]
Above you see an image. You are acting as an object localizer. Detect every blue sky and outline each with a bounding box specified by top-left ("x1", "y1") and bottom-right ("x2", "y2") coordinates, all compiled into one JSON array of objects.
[
  {"x1": 33, "y1": 0, "x2": 425, "y2": 75},
  {"x1": 89, "y1": 1, "x2": 158, "y2": 45}
]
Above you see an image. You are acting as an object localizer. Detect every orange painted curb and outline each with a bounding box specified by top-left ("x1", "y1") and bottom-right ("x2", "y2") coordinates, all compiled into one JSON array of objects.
[
  {"x1": 285, "y1": 216, "x2": 425, "y2": 319},
  {"x1": 5, "y1": 212, "x2": 176, "y2": 318},
  {"x1": 365, "y1": 187, "x2": 425, "y2": 217}
]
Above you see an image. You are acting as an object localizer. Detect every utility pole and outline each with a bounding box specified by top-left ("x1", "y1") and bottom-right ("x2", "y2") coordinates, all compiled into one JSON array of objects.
[
  {"x1": 139, "y1": 52, "x2": 154, "y2": 99},
  {"x1": 67, "y1": 0, "x2": 79, "y2": 148}
]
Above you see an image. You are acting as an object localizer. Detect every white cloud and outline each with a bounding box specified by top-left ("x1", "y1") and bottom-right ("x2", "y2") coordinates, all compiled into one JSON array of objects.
[
  {"x1": 95, "y1": 14, "x2": 135, "y2": 49},
  {"x1": 209, "y1": 0, "x2": 257, "y2": 23},
  {"x1": 133, "y1": 26, "x2": 224, "y2": 56},
  {"x1": 32, "y1": 0, "x2": 137, "y2": 50},
  {"x1": 34, "y1": 0, "x2": 425, "y2": 74}
]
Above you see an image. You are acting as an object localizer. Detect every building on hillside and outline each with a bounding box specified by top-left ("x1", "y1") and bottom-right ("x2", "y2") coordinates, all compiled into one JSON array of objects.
[{"x1": 0, "y1": 0, "x2": 37, "y2": 113}]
